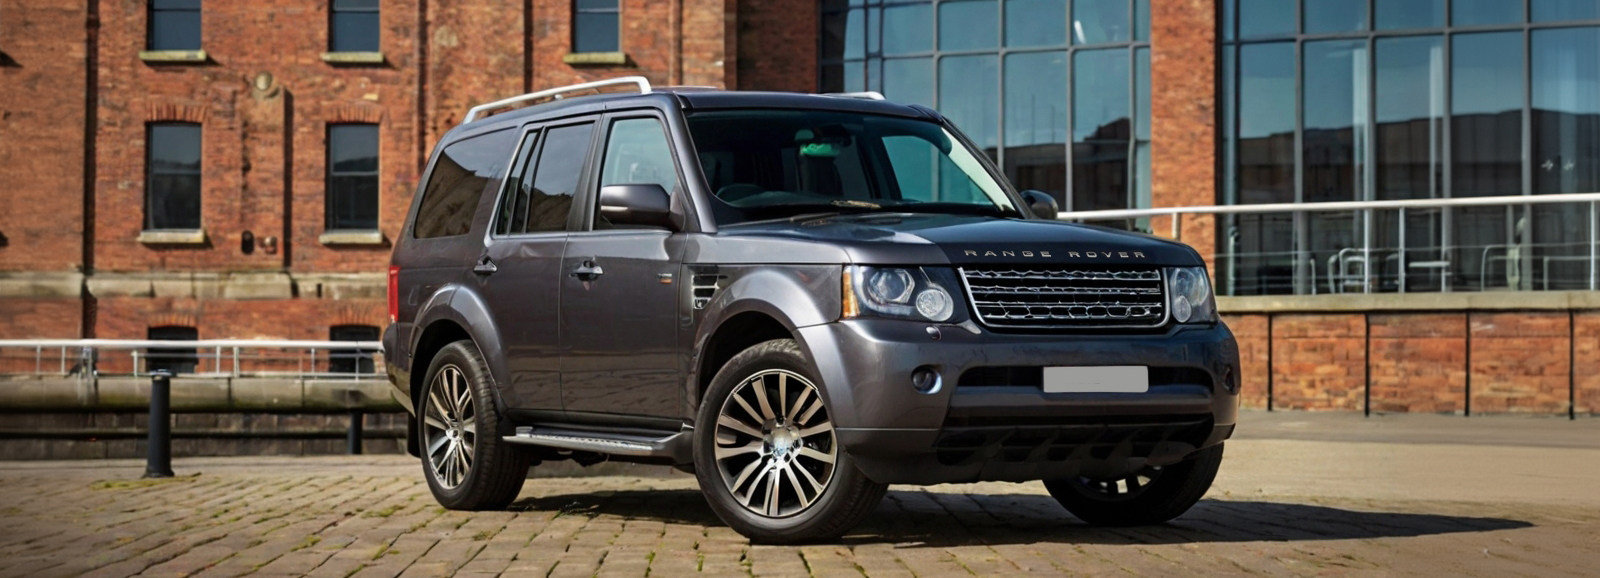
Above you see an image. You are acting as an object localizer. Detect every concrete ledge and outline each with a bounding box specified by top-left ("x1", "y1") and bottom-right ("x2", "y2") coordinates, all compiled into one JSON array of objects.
[
  {"x1": 318, "y1": 230, "x2": 386, "y2": 246},
  {"x1": 562, "y1": 51, "x2": 628, "y2": 65},
  {"x1": 229, "y1": 378, "x2": 305, "y2": 411},
  {"x1": 320, "y1": 51, "x2": 385, "y2": 65},
  {"x1": 294, "y1": 272, "x2": 386, "y2": 300},
  {"x1": 138, "y1": 49, "x2": 208, "y2": 63},
  {"x1": 137, "y1": 230, "x2": 207, "y2": 245},
  {"x1": 1219, "y1": 291, "x2": 1600, "y2": 313},
  {"x1": 4, "y1": 376, "x2": 400, "y2": 412},
  {"x1": 0, "y1": 272, "x2": 84, "y2": 298},
  {"x1": 221, "y1": 272, "x2": 294, "y2": 300},
  {"x1": 304, "y1": 379, "x2": 400, "y2": 411},
  {"x1": 0, "y1": 378, "x2": 93, "y2": 410}
]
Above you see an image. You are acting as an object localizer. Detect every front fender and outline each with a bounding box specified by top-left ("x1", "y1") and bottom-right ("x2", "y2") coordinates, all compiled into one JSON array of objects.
[{"x1": 686, "y1": 265, "x2": 842, "y2": 409}]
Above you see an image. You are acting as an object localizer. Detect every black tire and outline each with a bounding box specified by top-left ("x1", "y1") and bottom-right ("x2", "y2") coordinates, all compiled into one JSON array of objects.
[
  {"x1": 693, "y1": 339, "x2": 887, "y2": 544},
  {"x1": 418, "y1": 340, "x2": 529, "y2": 511},
  {"x1": 1044, "y1": 443, "x2": 1224, "y2": 526}
]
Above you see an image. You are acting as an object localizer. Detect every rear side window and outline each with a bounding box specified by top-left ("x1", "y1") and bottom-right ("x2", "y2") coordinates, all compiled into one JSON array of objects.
[
  {"x1": 496, "y1": 123, "x2": 594, "y2": 235},
  {"x1": 413, "y1": 129, "x2": 516, "y2": 238}
]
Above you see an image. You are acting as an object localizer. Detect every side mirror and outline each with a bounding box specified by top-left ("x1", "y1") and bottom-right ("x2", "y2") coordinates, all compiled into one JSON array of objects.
[
  {"x1": 598, "y1": 184, "x2": 675, "y2": 229},
  {"x1": 1020, "y1": 190, "x2": 1059, "y2": 221}
]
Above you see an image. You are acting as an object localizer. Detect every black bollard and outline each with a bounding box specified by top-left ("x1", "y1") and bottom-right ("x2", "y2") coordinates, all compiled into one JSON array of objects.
[
  {"x1": 347, "y1": 410, "x2": 364, "y2": 455},
  {"x1": 144, "y1": 370, "x2": 174, "y2": 478}
]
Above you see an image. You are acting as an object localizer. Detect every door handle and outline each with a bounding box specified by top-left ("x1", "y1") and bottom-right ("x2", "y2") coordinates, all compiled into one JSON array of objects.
[
  {"x1": 571, "y1": 259, "x2": 604, "y2": 281},
  {"x1": 473, "y1": 256, "x2": 498, "y2": 275}
]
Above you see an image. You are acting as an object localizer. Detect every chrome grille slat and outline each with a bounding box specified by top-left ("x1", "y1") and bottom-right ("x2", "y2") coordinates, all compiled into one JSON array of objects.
[{"x1": 960, "y1": 266, "x2": 1167, "y2": 329}]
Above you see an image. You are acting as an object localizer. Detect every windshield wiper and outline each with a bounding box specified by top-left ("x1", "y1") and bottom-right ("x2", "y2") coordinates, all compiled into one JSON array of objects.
[{"x1": 831, "y1": 199, "x2": 882, "y2": 210}]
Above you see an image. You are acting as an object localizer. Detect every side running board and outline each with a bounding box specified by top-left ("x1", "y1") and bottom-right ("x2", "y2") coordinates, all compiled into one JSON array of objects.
[{"x1": 504, "y1": 426, "x2": 692, "y2": 462}]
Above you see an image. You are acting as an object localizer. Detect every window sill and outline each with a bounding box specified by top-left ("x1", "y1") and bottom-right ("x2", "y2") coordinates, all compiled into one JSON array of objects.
[
  {"x1": 562, "y1": 52, "x2": 628, "y2": 66},
  {"x1": 319, "y1": 230, "x2": 386, "y2": 246},
  {"x1": 138, "y1": 230, "x2": 207, "y2": 245},
  {"x1": 138, "y1": 49, "x2": 209, "y2": 64},
  {"x1": 321, "y1": 51, "x2": 385, "y2": 65}
]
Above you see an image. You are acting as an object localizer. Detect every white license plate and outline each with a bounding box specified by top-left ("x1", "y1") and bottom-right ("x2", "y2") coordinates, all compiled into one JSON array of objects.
[{"x1": 1043, "y1": 366, "x2": 1149, "y2": 393}]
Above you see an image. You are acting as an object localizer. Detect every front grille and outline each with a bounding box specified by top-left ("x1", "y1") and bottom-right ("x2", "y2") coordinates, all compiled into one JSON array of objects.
[{"x1": 959, "y1": 266, "x2": 1167, "y2": 329}]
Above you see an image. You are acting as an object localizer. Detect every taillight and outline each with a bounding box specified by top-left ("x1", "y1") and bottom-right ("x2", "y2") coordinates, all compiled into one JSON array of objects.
[{"x1": 387, "y1": 265, "x2": 400, "y2": 324}]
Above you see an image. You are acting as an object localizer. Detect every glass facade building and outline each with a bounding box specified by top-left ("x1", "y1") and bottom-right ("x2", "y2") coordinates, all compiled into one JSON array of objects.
[
  {"x1": 820, "y1": 0, "x2": 1152, "y2": 224},
  {"x1": 1221, "y1": 0, "x2": 1600, "y2": 295}
]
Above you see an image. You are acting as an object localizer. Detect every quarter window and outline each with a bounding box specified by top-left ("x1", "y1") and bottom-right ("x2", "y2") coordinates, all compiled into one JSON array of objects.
[
  {"x1": 327, "y1": 124, "x2": 380, "y2": 231},
  {"x1": 148, "y1": 0, "x2": 201, "y2": 51},
  {"x1": 413, "y1": 129, "x2": 516, "y2": 239},
  {"x1": 330, "y1": 0, "x2": 380, "y2": 52},
  {"x1": 573, "y1": 0, "x2": 620, "y2": 53},
  {"x1": 146, "y1": 123, "x2": 203, "y2": 231}
]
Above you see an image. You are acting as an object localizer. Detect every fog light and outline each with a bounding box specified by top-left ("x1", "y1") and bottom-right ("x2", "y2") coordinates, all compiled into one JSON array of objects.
[
  {"x1": 911, "y1": 366, "x2": 942, "y2": 394},
  {"x1": 1172, "y1": 295, "x2": 1193, "y2": 323}
]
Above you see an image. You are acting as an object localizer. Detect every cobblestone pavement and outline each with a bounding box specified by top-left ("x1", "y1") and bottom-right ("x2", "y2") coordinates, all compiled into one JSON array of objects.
[{"x1": 3, "y1": 413, "x2": 1599, "y2": 577}]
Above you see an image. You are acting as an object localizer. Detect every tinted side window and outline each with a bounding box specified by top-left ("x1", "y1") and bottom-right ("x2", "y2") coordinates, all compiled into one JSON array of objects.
[
  {"x1": 511, "y1": 123, "x2": 593, "y2": 234},
  {"x1": 414, "y1": 129, "x2": 516, "y2": 239}
]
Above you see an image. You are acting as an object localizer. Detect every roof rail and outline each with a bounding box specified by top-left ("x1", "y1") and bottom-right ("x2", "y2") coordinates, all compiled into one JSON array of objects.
[
  {"x1": 824, "y1": 91, "x2": 886, "y2": 101},
  {"x1": 463, "y1": 76, "x2": 653, "y2": 123}
]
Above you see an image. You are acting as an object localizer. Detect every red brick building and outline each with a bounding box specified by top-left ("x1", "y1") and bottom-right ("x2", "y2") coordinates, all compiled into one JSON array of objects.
[{"x1": 2, "y1": 0, "x2": 1597, "y2": 415}]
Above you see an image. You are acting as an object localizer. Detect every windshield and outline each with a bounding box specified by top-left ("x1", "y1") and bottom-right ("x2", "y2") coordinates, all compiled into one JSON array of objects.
[{"x1": 685, "y1": 109, "x2": 1020, "y2": 225}]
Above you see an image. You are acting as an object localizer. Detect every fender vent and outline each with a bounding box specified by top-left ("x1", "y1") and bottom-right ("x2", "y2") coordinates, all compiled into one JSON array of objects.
[{"x1": 690, "y1": 267, "x2": 724, "y2": 310}]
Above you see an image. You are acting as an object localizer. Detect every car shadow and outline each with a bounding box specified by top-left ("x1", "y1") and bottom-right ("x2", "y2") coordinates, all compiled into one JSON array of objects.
[{"x1": 509, "y1": 489, "x2": 1533, "y2": 546}]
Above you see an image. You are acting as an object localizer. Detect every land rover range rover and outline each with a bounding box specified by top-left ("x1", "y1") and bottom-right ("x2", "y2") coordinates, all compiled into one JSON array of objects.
[{"x1": 384, "y1": 77, "x2": 1240, "y2": 543}]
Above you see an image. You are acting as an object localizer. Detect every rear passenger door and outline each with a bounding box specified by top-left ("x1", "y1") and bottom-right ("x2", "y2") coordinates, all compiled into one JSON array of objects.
[
  {"x1": 478, "y1": 121, "x2": 597, "y2": 412},
  {"x1": 559, "y1": 114, "x2": 686, "y2": 420}
]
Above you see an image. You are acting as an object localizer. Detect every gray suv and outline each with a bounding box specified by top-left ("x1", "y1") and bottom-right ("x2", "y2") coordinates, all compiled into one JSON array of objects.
[{"x1": 384, "y1": 77, "x2": 1240, "y2": 543}]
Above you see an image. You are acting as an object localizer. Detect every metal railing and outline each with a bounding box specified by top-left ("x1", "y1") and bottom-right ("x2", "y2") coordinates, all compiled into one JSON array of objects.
[
  {"x1": 1055, "y1": 191, "x2": 1600, "y2": 296},
  {"x1": 0, "y1": 339, "x2": 384, "y2": 379}
]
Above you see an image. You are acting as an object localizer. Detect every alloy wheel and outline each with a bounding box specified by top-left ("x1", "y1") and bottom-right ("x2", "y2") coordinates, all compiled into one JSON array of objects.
[
  {"x1": 1072, "y1": 466, "x2": 1163, "y2": 501},
  {"x1": 713, "y1": 369, "x2": 837, "y2": 518},
  {"x1": 422, "y1": 364, "x2": 477, "y2": 489}
]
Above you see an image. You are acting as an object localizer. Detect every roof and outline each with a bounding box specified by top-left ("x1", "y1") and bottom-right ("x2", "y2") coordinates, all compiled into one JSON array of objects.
[{"x1": 443, "y1": 88, "x2": 937, "y2": 142}]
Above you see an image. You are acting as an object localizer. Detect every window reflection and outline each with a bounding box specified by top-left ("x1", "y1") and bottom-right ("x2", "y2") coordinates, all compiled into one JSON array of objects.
[
  {"x1": 1004, "y1": 51, "x2": 1068, "y2": 205},
  {"x1": 821, "y1": 0, "x2": 1148, "y2": 225},
  {"x1": 1304, "y1": 0, "x2": 1366, "y2": 34},
  {"x1": 940, "y1": 0, "x2": 997, "y2": 51},
  {"x1": 1072, "y1": 0, "x2": 1129, "y2": 44},
  {"x1": 1223, "y1": 1, "x2": 1600, "y2": 295},
  {"x1": 1375, "y1": 0, "x2": 1443, "y2": 30},
  {"x1": 1452, "y1": 0, "x2": 1524, "y2": 26},
  {"x1": 1532, "y1": 27, "x2": 1600, "y2": 290},
  {"x1": 1005, "y1": 0, "x2": 1066, "y2": 47}
]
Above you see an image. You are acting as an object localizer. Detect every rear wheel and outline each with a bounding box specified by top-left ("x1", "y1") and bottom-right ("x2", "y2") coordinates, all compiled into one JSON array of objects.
[
  {"x1": 693, "y1": 339, "x2": 887, "y2": 544},
  {"x1": 419, "y1": 340, "x2": 529, "y2": 510},
  {"x1": 1043, "y1": 443, "x2": 1224, "y2": 526}
]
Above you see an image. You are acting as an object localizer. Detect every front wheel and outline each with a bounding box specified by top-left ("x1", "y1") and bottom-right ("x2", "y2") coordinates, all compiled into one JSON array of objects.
[
  {"x1": 1044, "y1": 443, "x2": 1224, "y2": 526},
  {"x1": 418, "y1": 340, "x2": 530, "y2": 510},
  {"x1": 693, "y1": 339, "x2": 887, "y2": 544}
]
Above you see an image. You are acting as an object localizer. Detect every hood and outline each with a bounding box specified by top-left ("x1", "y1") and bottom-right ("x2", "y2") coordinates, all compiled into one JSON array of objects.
[{"x1": 715, "y1": 213, "x2": 1204, "y2": 266}]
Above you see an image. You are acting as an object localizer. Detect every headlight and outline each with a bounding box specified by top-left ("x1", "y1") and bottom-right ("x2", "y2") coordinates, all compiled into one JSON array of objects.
[
  {"x1": 842, "y1": 266, "x2": 967, "y2": 323},
  {"x1": 1165, "y1": 267, "x2": 1216, "y2": 324}
]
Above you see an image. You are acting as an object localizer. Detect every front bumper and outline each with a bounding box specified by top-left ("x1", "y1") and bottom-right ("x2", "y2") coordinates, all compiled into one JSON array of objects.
[{"x1": 795, "y1": 319, "x2": 1240, "y2": 485}]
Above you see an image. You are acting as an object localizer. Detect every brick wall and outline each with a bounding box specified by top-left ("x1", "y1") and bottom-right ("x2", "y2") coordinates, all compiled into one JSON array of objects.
[
  {"x1": 1233, "y1": 310, "x2": 1592, "y2": 416},
  {"x1": 735, "y1": 0, "x2": 816, "y2": 92},
  {"x1": 1469, "y1": 312, "x2": 1571, "y2": 414},
  {"x1": 1369, "y1": 314, "x2": 1467, "y2": 414},
  {"x1": 1149, "y1": 0, "x2": 1217, "y2": 272},
  {"x1": 0, "y1": 1, "x2": 88, "y2": 275},
  {"x1": 0, "y1": 0, "x2": 736, "y2": 342}
]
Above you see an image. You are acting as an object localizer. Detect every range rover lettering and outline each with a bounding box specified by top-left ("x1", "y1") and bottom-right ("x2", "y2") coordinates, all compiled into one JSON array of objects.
[{"x1": 383, "y1": 77, "x2": 1241, "y2": 543}]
